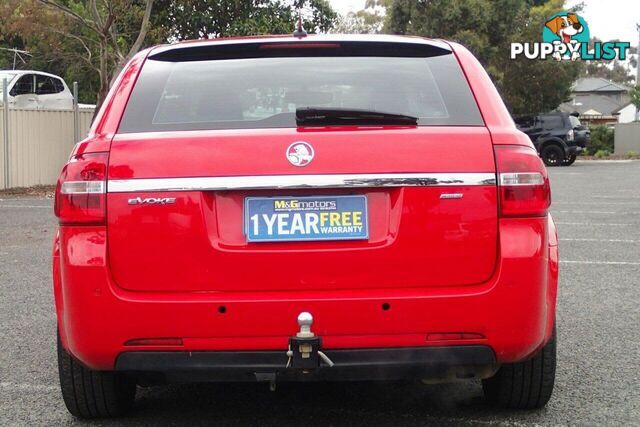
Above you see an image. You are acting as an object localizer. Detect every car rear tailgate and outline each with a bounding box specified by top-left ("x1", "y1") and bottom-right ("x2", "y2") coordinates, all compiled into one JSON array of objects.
[{"x1": 106, "y1": 126, "x2": 498, "y2": 292}]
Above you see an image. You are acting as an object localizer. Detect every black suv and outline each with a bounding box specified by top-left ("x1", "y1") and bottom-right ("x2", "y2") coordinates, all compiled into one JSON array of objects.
[{"x1": 514, "y1": 112, "x2": 590, "y2": 166}]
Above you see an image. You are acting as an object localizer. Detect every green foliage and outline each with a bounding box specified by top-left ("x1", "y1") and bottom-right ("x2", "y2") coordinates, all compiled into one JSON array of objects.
[
  {"x1": 333, "y1": 2, "x2": 385, "y2": 34},
  {"x1": 332, "y1": 0, "x2": 390, "y2": 34},
  {"x1": 630, "y1": 85, "x2": 640, "y2": 111},
  {"x1": 587, "y1": 125, "x2": 614, "y2": 155},
  {"x1": 581, "y1": 40, "x2": 636, "y2": 84},
  {"x1": 152, "y1": 0, "x2": 336, "y2": 40},
  {"x1": 582, "y1": 59, "x2": 635, "y2": 85},
  {"x1": 384, "y1": 0, "x2": 583, "y2": 115},
  {"x1": 594, "y1": 149, "x2": 610, "y2": 158},
  {"x1": 1, "y1": 1, "x2": 338, "y2": 105},
  {"x1": 627, "y1": 150, "x2": 638, "y2": 158},
  {"x1": 1, "y1": 0, "x2": 159, "y2": 105}
]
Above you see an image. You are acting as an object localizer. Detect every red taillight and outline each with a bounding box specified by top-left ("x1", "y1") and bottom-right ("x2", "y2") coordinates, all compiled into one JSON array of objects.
[
  {"x1": 54, "y1": 152, "x2": 108, "y2": 225},
  {"x1": 495, "y1": 145, "x2": 551, "y2": 217}
]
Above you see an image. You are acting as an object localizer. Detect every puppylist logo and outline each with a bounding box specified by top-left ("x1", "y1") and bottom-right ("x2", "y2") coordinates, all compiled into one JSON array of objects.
[{"x1": 511, "y1": 12, "x2": 630, "y2": 61}]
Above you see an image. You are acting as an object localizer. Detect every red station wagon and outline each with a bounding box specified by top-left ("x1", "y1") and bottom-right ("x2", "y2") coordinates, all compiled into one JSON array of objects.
[{"x1": 52, "y1": 35, "x2": 558, "y2": 418}]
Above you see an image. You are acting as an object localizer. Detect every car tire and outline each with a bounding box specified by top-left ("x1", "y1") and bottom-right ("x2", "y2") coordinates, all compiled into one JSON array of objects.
[
  {"x1": 482, "y1": 330, "x2": 556, "y2": 409},
  {"x1": 562, "y1": 154, "x2": 577, "y2": 166},
  {"x1": 57, "y1": 331, "x2": 136, "y2": 418},
  {"x1": 540, "y1": 145, "x2": 564, "y2": 167}
]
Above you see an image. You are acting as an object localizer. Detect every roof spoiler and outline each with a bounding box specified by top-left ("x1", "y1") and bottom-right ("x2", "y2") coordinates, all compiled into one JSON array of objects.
[{"x1": 149, "y1": 39, "x2": 451, "y2": 62}]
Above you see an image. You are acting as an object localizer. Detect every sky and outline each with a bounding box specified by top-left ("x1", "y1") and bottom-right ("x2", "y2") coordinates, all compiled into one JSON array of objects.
[
  {"x1": 329, "y1": 0, "x2": 367, "y2": 15},
  {"x1": 329, "y1": 0, "x2": 639, "y2": 44},
  {"x1": 566, "y1": 0, "x2": 638, "y2": 45}
]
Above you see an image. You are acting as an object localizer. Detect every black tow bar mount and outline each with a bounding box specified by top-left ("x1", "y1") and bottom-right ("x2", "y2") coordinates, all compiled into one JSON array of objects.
[
  {"x1": 288, "y1": 335, "x2": 322, "y2": 369},
  {"x1": 286, "y1": 312, "x2": 334, "y2": 370}
]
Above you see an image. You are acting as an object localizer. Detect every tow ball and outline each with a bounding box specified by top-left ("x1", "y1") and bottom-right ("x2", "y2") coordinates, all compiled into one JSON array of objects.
[{"x1": 286, "y1": 312, "x2": 334, "y2": 370}]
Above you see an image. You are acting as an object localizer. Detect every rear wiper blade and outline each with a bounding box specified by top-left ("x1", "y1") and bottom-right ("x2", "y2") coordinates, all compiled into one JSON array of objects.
[{"x1": 296, "y1": 107, "x2": 418, "y2": 126}]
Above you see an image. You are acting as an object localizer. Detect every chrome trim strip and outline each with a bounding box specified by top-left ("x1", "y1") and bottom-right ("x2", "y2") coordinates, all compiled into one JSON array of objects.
[
  {"x1": 108, "y1": 173, "x2": 496, "y2": 193},
  {"x1": 439, "y1": 193, "x2": 464, "y2": 199}
]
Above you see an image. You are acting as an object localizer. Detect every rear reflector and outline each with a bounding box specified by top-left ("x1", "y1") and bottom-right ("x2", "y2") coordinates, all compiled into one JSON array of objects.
[
  {"x1": 427, "y1": 333, "x2": 485, "y2": 341},
  {"x1": 54, "y1": 152, "x2": 108, "y2": 225},
  {"x1": 124, "y1": 338, "x2": 184, "y2": 347},
  {"x1": 494, "y1": 145, "x2": 551, "y2": 217}
]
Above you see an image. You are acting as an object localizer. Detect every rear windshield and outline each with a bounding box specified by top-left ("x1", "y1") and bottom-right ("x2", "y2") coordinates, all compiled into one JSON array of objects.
[{"x1": 119, "y1": 52, "x2": 483, "y2": 133}]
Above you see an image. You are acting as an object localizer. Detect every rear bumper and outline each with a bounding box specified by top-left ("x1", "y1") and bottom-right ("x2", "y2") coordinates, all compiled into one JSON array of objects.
[
  {"x1": 567, "y1": 145, "x2": 584, "y2": 155},
  {"x1": 53, "y1": 216, "x2": 558, "y2": 372},
  {"x1": 116, "y1": 346, "x2": 497, "y2": 382}
]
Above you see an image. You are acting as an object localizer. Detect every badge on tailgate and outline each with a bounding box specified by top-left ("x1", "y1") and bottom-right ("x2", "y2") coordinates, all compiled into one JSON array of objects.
[{"x1": 245, "y1": 195, "x2": 368, "y2": 242}]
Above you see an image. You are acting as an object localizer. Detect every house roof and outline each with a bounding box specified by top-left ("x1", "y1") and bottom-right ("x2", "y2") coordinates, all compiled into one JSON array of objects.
[
  {"x1": 572, "y1": 77, "x2": 630, "y2": 93},
  {"x1": 612, "y1": 102, "x2": 634, "y2": 114},
  {"x1": 558, "y1": 94, "x2": 625, "y2": 116}
]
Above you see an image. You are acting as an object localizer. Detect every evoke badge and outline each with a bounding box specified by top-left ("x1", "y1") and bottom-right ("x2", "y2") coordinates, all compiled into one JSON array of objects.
[
  {"x1": 286, "y1": 141, "x2": 314, "y2": 167},
  {"x1": 128, "y1": 197, "x2": 176, "y2": 205}
]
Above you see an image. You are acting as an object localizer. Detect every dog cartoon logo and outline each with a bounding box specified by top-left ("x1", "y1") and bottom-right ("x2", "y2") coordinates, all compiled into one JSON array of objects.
[
  {"x1": 286, "y1": 142, "x2": 314, "y2": 167},
  {"x1": 542, "y1": 12, "x2": 590, "y2": 61},
  {"x1": 512, "y1": 12, "x2": 628, "y2": 61}
]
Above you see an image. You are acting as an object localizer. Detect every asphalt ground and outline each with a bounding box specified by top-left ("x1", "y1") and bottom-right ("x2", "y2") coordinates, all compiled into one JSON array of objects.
[{"x1": 1, "y1": 160, "x2": 639, "y2": 426}]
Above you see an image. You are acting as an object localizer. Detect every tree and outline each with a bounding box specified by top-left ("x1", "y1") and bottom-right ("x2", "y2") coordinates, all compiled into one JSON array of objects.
[
  {"x1": 1, "y1": 1, "x2": 338, "y2": 107},
  {"x1": 582, "y1": 60, "x2": 635, "y2": 85},
  {"x1": 630, "y1": 85, "x2": 640, "y2": 121},
  {"x1": 384, "y1": 0, "x2": 583, "y2": 115},
  {"x1": 1, "y1": 0, "x2": 155, "y2": 109},
  {"x1": 152, "y1": 0, "x2": 336, "y2": 41},
  {"x1": 581, "y1": 39, "x2": 636, "y2": 84},
  {"x1": 333, "y1": 0, "x2": 387, "y2": 34},
  {"x1": 494, "y1": 0, "x2": 583, "y2": 114}
]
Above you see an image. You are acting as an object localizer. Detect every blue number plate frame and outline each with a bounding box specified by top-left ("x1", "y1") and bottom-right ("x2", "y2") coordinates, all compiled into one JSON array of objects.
[{"x1": 244, "y1": 195, "x2": 368, "y2": 242}]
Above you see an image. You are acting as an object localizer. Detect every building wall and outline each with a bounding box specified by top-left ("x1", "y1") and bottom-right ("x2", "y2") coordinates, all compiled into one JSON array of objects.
[
  {"x1": 617, "y1": 104, "x2": 638, "y2": 124},
  {"x1": 614, "y1": 123, "x2": 640, "y2": 155}
]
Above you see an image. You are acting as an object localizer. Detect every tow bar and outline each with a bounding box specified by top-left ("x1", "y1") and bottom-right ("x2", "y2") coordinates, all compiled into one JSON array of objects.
[
  {"x1": 260, "y1": 312, "x2": 334, "y2": 391},
  {"x1": 286, "y1": 312, "x2": 334, "y2": 370}
]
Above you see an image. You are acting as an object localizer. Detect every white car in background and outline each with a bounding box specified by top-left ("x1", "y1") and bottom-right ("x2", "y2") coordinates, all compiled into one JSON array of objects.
[{"x1": 0, "y1": 70, "x2": 81, "y2": 110}]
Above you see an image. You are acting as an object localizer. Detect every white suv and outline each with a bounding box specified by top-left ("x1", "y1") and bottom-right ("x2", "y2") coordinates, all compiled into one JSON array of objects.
[{"x1": 0, "y1": 70, "x2": 74, "y2": 110}]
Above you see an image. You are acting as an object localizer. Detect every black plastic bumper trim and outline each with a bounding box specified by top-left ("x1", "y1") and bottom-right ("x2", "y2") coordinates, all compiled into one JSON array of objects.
[{"x1": 115, "y1": 346, "x2": 496, "y2": 382}]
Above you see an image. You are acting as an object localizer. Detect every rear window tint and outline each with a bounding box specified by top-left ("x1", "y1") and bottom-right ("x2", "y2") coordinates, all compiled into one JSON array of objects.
[
  {"x1": 541, "y1": 116, "x2": 564, "y2": 130},
  {"x1": 119, "y1": 52, "x2": 483, "y2": 133}
]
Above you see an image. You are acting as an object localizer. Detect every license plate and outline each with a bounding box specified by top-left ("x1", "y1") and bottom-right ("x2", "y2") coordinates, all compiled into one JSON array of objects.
[{"x1": 245, "y1": 195, "x2": 368, "y2": 242}]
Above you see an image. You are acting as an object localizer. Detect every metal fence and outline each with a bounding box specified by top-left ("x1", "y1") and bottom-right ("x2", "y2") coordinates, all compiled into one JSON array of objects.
[{"x1": 0, "y1": 108, "x2": 94, "y2": 189}]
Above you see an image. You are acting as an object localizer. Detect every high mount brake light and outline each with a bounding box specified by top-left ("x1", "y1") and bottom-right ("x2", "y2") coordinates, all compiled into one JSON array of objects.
[
  {"x1": 259, "y1": 43, "x2": 341, "y2": 49},
  {"x1": 54, "y1": 152, "x2": 108, "y2": 225},
  {"x1": 495, "y1": 145, "x2": 551, "y2": 217}
]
